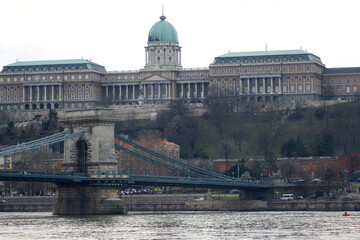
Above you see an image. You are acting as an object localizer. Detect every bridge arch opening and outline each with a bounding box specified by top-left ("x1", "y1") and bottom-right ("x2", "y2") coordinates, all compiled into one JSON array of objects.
[{"x1": 76, "y1": 139, "x2": 88, "y2": 173}]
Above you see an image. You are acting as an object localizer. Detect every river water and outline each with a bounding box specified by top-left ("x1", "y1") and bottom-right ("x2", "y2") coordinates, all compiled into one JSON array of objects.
[{"x1": 0, "y1": 211, "x2": 358, "y2": 240}]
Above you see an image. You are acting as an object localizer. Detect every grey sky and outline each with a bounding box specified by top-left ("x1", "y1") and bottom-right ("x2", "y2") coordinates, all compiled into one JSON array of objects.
[{"x1": 0, "y1": 0, "x2": 359, "y2": 71}]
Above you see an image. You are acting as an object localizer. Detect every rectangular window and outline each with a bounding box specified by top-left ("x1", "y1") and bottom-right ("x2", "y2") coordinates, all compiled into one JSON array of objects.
[
  {"x1": 290, "y1": 85, "x2": 295, "y2": 92},
  {"x1": 346, "y1": 86, "x2": 350, "y2": 94},
  {"x1": 298, "y1": 85, "x2": 303, "y2": 92},
  {"x1": 282, "y1": 86, "x2": 287, "y2": 93},
  {"x1": 85, "y1": 75, "x2": 89, "y2": 80},
  {"x1": 337, "y1": 87, "x2": 342, "y2": 93},
  {"x1": 306, "y1": 85, "x2": 311, "y2": 92},
  {"x1": 78, "y1": 75, "x2": 82, "y2": 80}
]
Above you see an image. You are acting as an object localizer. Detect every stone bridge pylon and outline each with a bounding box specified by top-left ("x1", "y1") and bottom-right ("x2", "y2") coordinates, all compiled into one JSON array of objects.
[
  {"x1": 61, "y1": 108, "x2": 118, "y2": 176},
  {"x1": 53, "y1": 108, "x2": 127, "y2": 215}
]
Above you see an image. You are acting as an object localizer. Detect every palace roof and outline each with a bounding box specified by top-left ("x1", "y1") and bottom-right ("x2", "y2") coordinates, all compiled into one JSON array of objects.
[
  {"x1": 323, "y1": 67, "x2": 360, "y2": 75},
  {"x1": 2, "y1": 59, "x2": 105, "y2": 73}
]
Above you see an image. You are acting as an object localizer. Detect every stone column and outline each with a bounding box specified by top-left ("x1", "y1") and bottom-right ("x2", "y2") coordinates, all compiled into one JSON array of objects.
[
  {"x1": 106, "y1": 86, "x2": 108, "y2": 98},
  {"x1": 202, "y1": 83, "x2": 204, "y2": 98},
  {"x1": 165, "y1": 83, "x2": 168, "y2": 99},
  {"x1": 278, "y1": 78, "x2": 282, "y2": 93},
  {"x1": 22, "y1": 87, "x2": 25, "y2": 102},
  {"x1": 44, "y1": 86, "x2": 47, "y2": 101},
  {"x1": 52, "y1": 86, "x2": 55, "y2": 101},
  {"x1": 195, "y1": 83, "x2": 198, "y2": 98},
  {"x1": 126, "y1": 85, "x2": 128, "y2": 100},
  {"x1": 255, "y1": 78, "x2": 258, "y2": 94},
  {"x1": 181, "y1": 83, "x2": 184, "y2": 98},
  {"x1": 59, "y1": 86, "x2": 62, "y2": 101},
  {"x1": 30, "y1": 86, "x2": 33, "y2": 101},
  {"x1": 263, "y1": 78, "x2": 266, "y2": 94},
  {"x1": 37, "y1": 86, "x2": 40, "y2": 101},
  {"x1": 113, "y1": 86, "x2": 115, "y2": 101},
  {"x1": 158, "y1": 83, "x2": 161, "y2": 99},
  {"x1": 247, "y1": 78, "x2": 250, "y2": 94},
  {"x1": 119, "y1": 86, "x2": 122, "y2": 100},
  {"x1": 240, "y1": 79, "x2": 243, "y2": 95},
  {"x1": 133, "y1": 85, "x2": 135, "y2": 100},
  {"x1": 143, "y1": 84, "x2": 146, "y2": 99},
  {"x1": 271, "y1": 78, "x2": 274, "y2": 94},
  {"x1": 187, "y1": 83, "x2": 190, "y2": 98}
]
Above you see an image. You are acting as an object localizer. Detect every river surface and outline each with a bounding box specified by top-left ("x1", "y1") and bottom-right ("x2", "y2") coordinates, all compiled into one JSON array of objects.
[{"x1": 0, "y1": 211, "x2": 358, "y2": 240}]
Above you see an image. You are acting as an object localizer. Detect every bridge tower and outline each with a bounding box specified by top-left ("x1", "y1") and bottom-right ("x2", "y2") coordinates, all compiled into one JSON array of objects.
[
  {"x1": 61, "y1": 108, "x2": 118, "y2": 175},
  {"x1": 53, "y1": 108, "x2": 127, "y2": 215}
]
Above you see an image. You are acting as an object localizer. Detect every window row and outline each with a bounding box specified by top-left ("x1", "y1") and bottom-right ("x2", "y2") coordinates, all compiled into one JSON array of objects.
[
  {"x1": 282, "y1": 85, "x2": 312, "y2": 93},
  {"x1": 217, "y1": 55, "x2": 307, "y2": 64},
  {"x1": 324, "y1": 78, "x2": 358, "y2": 84},
  {"x1": 64, "y1": 85, "x2": 89, "y2": 90},
  {"x1": 0, "y1": 74, "x2": 90, "y2": 83},
  {"x1": 323, "y1": 86, "x2": 358, "y2": 94},
  {"x1": 0, "y1": 95, "x2": 23, "y2": 102},
  {"x1": 64, "y1": 92, "x2": 90, "y2": 100},
  {"x1": 283, "y1": 76, "x2": 311, "y2": 83},
  {"x1": 0, "y1": 87, "x2": 23, "y2": 92},
  {"x1": 179, "y1": 73, "x2": 209, "y2": 79},
  {"x1": 212, "y1": 65, "x2": 312, "y2": 74},
  {"x1": 105, "y1": 75, "x2": 138, "y2": 81}
]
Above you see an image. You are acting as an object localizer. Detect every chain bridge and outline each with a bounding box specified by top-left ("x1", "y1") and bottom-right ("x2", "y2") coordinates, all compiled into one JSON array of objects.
[{"x1": 0, "y1": 109, "x2": 272, "y2": 215}]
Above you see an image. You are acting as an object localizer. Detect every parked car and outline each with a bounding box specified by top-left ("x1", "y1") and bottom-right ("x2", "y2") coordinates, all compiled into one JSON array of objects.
[
  {"x1": 327, "y1": 195, "x2": 335, "y2": 200},
  {"x1": 295, "y1": 196, "x2": 304, "y2": 200},
  {"x1": 306, "y1": 195, "x2": 318, "y2": 200},
  {"x1": 0, "y1": 200, "x2": 6, "y2": 204},
  {"x1": 280, "y1": 194, "x2": 294, "y2": 200},
  {"x1": 342, "y1": 195, "x2": 353, "y2": 201}
]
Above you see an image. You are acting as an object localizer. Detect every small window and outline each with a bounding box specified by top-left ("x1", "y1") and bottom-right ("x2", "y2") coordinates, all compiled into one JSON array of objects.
[{"x1": 290, "y1": 85, "x2": 295, "y2": 92}]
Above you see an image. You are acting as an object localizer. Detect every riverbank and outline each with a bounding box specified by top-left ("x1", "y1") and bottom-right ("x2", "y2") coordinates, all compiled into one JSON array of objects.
[{"x1": 1, "y1": 195, "x2": 360, "y2": 212}]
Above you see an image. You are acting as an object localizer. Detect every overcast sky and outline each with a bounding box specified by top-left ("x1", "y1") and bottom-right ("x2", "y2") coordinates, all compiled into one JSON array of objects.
[{"x1": 0, "y1": 0, "x2": 359, "y2": 71}]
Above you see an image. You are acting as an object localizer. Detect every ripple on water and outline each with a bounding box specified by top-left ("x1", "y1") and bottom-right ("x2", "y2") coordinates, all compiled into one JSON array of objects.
[{"x1": 0, "y1": 211, "x2": 359, "y2": 240}]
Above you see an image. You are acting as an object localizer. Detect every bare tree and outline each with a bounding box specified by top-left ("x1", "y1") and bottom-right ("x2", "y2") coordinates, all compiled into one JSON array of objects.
[{"x1": 279, "y1": 160, "x2": 298, "y2": 180}]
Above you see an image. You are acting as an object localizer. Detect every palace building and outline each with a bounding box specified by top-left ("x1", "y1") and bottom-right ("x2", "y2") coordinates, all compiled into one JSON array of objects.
[{"x1": 1, "y1": 14, "x2": 360, "y2": 111}]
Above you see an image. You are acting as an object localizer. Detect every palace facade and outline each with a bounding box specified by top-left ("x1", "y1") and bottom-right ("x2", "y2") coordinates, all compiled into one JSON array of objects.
[{"x1": 1, "y1": 14, "x2": 359, "y2": 111}]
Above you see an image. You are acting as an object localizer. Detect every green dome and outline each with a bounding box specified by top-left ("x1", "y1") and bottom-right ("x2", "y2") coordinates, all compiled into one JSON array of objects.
[{"x1": 148, "y1": 15, "x2": 178, "y2": 42}]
